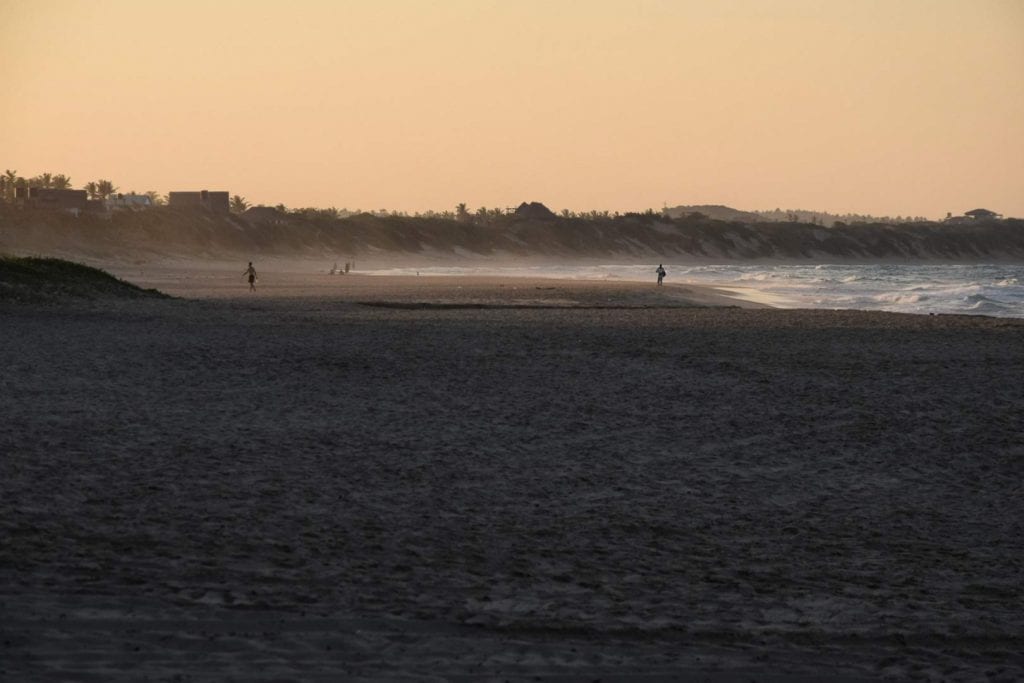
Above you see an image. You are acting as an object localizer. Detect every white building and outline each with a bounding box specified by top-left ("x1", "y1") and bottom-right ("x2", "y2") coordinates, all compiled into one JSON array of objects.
[{"x1": 105, "y1": 193, "x2": 154, "y2": 210}]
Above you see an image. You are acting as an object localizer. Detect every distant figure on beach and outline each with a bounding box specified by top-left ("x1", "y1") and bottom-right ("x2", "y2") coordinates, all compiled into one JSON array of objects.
[
  {"x1": 656, "y1": 264, "x2": 666, "y2": 286},
  {"x1": 244, "y1": 262, "x2": 257, "y2": 291}
]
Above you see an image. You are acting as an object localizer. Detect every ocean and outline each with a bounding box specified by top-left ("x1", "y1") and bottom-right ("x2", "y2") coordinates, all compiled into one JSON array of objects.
[{"x1": 363, "y1": 263, "x2": 1024, "y2": 318}]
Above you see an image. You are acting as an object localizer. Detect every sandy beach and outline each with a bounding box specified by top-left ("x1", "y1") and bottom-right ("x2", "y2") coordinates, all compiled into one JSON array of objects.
[
  {"x1": 2, "y1": 266, "x2": 1023, "y2": 681},
  {"x1": 93, "y1": 257, "x2": 774, "y2": 307}
]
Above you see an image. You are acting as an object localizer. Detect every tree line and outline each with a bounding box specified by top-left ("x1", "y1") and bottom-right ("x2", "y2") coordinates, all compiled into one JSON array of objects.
[
  {"x1": 1, "y1": 171, "x2": 612, "y2": 222},
  {"x1": 1, "y1": 169, "x2": 261, "y2": 214},
  {"x1": 0, "y1": 169, "x2": 138, "y2": 203},
  {"x1": 4, "y1": 167, "x2": 965, "y2": 225},
  {"x1": 753, "y1": 207, "x2": 931, "y2": 226}
]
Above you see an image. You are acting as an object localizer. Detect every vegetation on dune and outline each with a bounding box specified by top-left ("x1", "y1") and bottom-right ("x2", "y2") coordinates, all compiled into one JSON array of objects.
[
  {"x1": 230, "y1": 195, "x2": 249, "y2": 213},
  {"x1": 0, "y1": 255, "x2": 169, "y2": 303},
  {"x1": 663, "y1": 204, "x2": 933, "y2": 227},
  {"x1": 1, "y1": 168, "x2": 166, "y2": 203},
  {"x1": 2, "y1": 167, "x2": 1020, "y2": 261},
  {"x1": 1, "y1": 202, "x2": 1023, "y2": 262}
]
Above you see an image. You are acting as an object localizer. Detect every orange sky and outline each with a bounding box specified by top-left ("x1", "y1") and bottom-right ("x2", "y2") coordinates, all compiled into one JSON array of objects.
[{"x1": 2, "y1": 0, "x2": 1022, "y2": 218}]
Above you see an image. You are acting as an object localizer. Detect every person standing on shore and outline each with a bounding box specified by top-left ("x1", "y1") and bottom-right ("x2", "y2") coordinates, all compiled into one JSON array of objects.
[
  {"x1": 244, "y1": 262, "x2": 257, "y2": 291},
  {"x1": 656, "y1": 264, "x2": 666, "y2": 286}
]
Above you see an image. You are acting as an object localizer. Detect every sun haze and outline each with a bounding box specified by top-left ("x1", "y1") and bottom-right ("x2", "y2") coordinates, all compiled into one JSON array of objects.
[{"x1": 2, "y1": 0, "x2": 1022, "y2": 218}]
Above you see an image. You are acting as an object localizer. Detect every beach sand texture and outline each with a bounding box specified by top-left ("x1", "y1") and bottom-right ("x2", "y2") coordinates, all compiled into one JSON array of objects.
[{"x1": 2, "y1": 270, "x2": 1023, "y2": 680}]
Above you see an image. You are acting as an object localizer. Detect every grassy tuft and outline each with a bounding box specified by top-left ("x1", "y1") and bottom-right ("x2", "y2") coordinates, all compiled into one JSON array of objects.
[{"x1": 0, "y1": 255, "x2": 169, "y2": 303}]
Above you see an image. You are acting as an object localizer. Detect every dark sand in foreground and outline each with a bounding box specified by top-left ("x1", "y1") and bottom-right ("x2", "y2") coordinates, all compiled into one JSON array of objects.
[{"x1": 2, "y1": 271, "x2": 1022, "y2": 681}]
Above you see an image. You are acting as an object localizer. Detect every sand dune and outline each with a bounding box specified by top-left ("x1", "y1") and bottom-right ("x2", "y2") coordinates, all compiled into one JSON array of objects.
[
  {"x1": 3, "y1": 205, "x2": 1024, "y2": 262},
  {"x1": 2, "y1": 269, "x2": 1022, "y2": 680}
]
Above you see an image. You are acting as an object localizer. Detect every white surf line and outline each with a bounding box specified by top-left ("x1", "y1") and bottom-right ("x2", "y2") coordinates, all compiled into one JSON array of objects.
[{"x1": 712, "y1": 286, "x2": 795, "y2": 307}]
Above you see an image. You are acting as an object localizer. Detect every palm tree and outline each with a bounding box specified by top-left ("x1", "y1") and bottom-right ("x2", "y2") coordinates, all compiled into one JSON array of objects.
[
  {"x1": 229, "y1": 195, "x2": 249, "y2": 213},
  {"x1": 52, "y1": 174, "x2": 71, "y2": 190},
  {"x1": 84, "y1": 182, "x2": 99, "y2": 200},
  {"x1": 3, "y1": 170, "x2": 17, "y2": 202},
  {"x1": 455, "y1": 202, "x2": 470, "y2": 222},
  {"x1": 95, "y1": 179, "x2": 117, "y2": 199},
  {"x1": 144, "y1": 190, "x2": 165, "y2": 206}
]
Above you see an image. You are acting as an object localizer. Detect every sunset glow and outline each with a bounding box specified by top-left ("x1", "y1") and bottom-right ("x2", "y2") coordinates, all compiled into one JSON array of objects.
[{"x1": 2, "y1": 0, "x2": 1022, "y2": 217}]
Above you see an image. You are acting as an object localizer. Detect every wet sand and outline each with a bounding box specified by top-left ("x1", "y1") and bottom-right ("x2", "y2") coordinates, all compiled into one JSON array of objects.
[
  {"x1": 97, "y1": 257, "x2": 771, "y2": 308},
  {"x1": 1, "y1": 270, "x2": 1022, "y2": 681}
]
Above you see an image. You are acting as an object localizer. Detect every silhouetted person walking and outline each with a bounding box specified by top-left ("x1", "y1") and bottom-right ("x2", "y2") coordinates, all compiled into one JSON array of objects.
[
  {"x1": 656, "y1": 264, "x2": 666, "y2": 286},
  {"x1": 244, "y1": 262, "x2": 257, "y2": 291}
]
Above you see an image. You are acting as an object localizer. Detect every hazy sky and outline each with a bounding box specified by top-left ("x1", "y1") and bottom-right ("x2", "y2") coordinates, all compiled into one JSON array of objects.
[{"x1": 2, "y1": 0, "x2": 1022, "y2": 217}]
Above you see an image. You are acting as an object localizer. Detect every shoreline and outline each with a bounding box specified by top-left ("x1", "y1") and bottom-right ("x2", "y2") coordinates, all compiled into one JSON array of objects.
[
  {"x1": 4, "y1": 254, "x2": 1023, "y2": 320},
  {"x1": 92, "y1": 261, "x2": 773, "y2": 309},
  {"x1": 42, "y1": 254, "x2": 1017, "y2": 317}
]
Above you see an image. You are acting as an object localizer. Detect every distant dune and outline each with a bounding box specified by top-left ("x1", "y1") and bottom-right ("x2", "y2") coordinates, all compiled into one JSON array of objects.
[
  {"x1": 663, "y1": 204, "x2": 765, "y2": 223},
  {"x1": 2, "y1": 206, "x2": 1023, "y2": 262}
]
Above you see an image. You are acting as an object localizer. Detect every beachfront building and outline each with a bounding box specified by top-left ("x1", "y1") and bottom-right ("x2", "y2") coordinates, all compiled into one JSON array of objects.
[
  {"x1": 944, "y1": 208, "x2": 1003, "y2": 224},
  {"x1": 168, "y1": 190, "x2": 230, "y2": 213},
  {"x1": 242, "y1": 206, "x2": 288, "y2": 225},
  {"x1": 964, "y1": 208, "x2": 1002, "y2": 221},
  {"x1": 514, "y1": 201, "x2": 557, "y2": 220},
  {"x1": 16, "y1": 187, "x2": 89, "y2": 212},
  {"x1": 105, "y1": 193, "x2": 153, "y2": 210}
]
